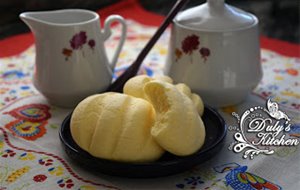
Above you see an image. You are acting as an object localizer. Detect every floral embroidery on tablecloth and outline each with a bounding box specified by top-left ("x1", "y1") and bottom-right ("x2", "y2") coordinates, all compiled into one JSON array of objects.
[
  {"x1": 175, "y1": 163, "x2": 282, "y2": 190},
  {"x1": 4, "y1": 104, "x2": 51, "y2": 122},
  {"x1": 5, "y1": 166, "x2": 31, "y2": 184},
  {"x1": 48, "y1": 166, "x2": 64, "y2": 176},
  {"x1": 254, "y1": 50, "x2": 300, "y2": 111},
  {"x1": 19, "y1": 152, "x2": 36, "y2": 161},
  {"x1": 0, "y1": 47, "x2": 37, "y2": 109},
  {"x1": 3, "y1": 104, "x2": 50, "y2": 141},
  {"x1": 1, "y1": 149, "x2": 16, "y2": 158},
  {"x1": 4, "y1": 120, "x2": 47, "y2": 141},
  {"x1": 176, "y1": 176, "x2": 204, "y2": 189},
  {"x1": 33, "y1": 174, "x2": 47, "y2": 183},
  {"x1": 0, "y1": 127, "x2": 119, "y2": 190},
  {"x1": 57, "y1": 178, "x2": 75, "y2": 189},
  {"x1": 213, "y1": 163, "x2": 282, "y2": 190},
  {"x1": 175, "y1": 165, "x2": 218, "y2": 189},
  {"x1": 38, "y1": 157, "x2": 54, "y2": 167}
]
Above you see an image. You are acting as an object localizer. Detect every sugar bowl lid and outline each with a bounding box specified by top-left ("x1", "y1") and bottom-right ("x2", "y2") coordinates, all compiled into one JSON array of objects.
[{"x1": 174, "y1": 0, "x2": 258, "y2": 31}]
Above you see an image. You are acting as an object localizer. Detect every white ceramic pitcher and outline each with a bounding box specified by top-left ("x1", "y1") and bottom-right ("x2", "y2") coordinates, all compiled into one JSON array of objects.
[
  {"x1": 165, "y1": 0, "x2": 262, "y2": 107},
  {"x1": 20, "y1": 9, "x2": 127, "y2": 108}
]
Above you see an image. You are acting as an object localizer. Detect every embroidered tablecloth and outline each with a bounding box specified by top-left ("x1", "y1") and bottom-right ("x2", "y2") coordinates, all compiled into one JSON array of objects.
[{"x1": 0, "y1": 1, "x2": 299, "y2": 189}]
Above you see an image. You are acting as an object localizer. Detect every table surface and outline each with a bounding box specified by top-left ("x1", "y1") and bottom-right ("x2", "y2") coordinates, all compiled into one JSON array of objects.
[{"x1": 0, "y1": 1, "x2": 299, "y2": 190}]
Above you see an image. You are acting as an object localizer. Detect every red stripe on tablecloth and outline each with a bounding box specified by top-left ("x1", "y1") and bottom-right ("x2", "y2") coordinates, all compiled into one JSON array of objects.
[
  {"x1": 0, "y1": 33, "x2": 34, "y2": 57},
  {"x1": 260, "y1": 36, "x2": 300, "y2": 58},
  {"x1": 0, "y1": 0, "x2": 299, "y2": 58},
  {"x1": 98, "y1": 0, "x2": 164, "y2": 26}
]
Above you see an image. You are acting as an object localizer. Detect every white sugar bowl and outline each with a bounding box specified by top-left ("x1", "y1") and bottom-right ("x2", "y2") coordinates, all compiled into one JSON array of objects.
[{"x1": 165, "y1": 0, "x2": 262, "y2": 107}]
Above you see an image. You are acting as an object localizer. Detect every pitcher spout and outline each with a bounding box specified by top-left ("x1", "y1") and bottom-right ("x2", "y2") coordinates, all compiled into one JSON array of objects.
[
  {"x1": 20, "y1": 9, "x2": 99, "y2": 27},
  {"x1": 19, "y1": 12, "x2": 47, "y2": 33}
]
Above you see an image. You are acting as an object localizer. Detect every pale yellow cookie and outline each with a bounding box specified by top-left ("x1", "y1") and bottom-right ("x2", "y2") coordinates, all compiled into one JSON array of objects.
[
  {"x1": 153, "y1": 75, "x2": 173, "y2": 84},
  {"x1": 144, "y1": 81, "x2": 206, "y2": 156},
  {"x1": 175, "y1": 83, "x2": 205, "y2": 116},
  {"x1": 191, "y1": 93, "x2": 204, "y2": 116},
  {"x1": 124, "y1": 75, "x2": 173, "y2": 99},
  {"x1": 70, "y1": 92, "x2": 164, "y2": 162},
  {"x1": 123, "y1": 75, "x2": 152, "y2": 99},
  {"x1": 175, "y1": 83, "x2": 192, "y2": 98}
]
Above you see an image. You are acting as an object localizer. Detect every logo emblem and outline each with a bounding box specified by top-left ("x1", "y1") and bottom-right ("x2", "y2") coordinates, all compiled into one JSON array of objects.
[{"x1": 229, "y1": 99, "x2": 299, "y2": 159}]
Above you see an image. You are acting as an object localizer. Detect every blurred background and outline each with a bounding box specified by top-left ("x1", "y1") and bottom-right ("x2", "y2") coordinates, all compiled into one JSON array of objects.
[{"x1": 0, "y1": 0, "x2": 299, "y2": 43}]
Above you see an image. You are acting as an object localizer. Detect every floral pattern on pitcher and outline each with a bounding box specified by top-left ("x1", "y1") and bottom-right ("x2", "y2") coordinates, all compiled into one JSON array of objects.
[
  {"x1": 175, "y1": 34, "x2": 211, "y2": 63},
  {"x1": 62, "y1": 31, "x2": 96, "y2": 61}
]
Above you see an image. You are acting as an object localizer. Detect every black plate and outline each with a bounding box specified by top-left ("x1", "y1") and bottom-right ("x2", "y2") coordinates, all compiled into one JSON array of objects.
[{"x1": 59, "y1": 106, "x2": 227, "y2": 178}]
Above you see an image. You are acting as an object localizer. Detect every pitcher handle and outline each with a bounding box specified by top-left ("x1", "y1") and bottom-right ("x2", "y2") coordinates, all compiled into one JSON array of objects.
[{"x1": 103, "y1": 15, "x2": 127, "y2": 72}]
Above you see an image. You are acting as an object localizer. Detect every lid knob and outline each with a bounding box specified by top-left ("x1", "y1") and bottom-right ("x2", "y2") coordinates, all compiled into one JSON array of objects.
[
  {"x1": 175, "y1": 0, "x2": 258, "y2": 31},
  {"x1": 207, "y1": 0, "x2": 225, "y2": 8}
]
